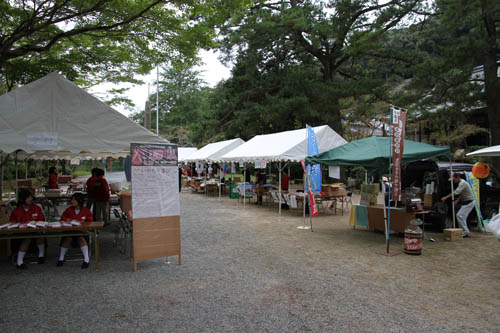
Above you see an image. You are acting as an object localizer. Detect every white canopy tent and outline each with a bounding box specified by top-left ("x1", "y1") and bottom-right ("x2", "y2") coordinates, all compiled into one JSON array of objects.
[
  {"x1": 184, "y1": 138, "x2": 244, "y2": 198},
  {"x1": 0, "y1": 72, "x2": 168, "y2": 157},
  {"x1": 178, "y1": 147, "x2": 198, "y2": 163},
  {"x1": 221, "y1": 125, "x2": 346, "y2": 162},
  {"x1": 221, "y1": 125, "x2": 347, "y2": 215},
  {"x1": 0, "y1": 72, "x2": 169, "y2": 196},
  {"x1": 185, "y1": 138, "x2": 245, "y2": 163},
  {"x1": 467, "y1": 145, "x2": 500, "y2": 157}
]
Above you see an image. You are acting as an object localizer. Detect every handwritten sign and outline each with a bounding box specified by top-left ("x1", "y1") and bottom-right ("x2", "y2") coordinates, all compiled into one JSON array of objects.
[
  {"x1": 131, "y1": 143, "x2": 179, "y2": 219},
  {"x1": 27, "y1": 132, "x2": 58, "y2": 150}
]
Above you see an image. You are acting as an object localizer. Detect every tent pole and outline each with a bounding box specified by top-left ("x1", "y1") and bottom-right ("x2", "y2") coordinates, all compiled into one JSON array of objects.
[
  {"x1": 243, "y1": 165, "x2": 246, "y2": 209},
  {"x1": 204, "y1": 163, "x2": 207, "y2": 196},
  {"x1": 387, "y1": 106, "x2": 393, "y2": 253},
  {"x1": 15, "y1": 152, "x2": 18, "y2": 194},
  {"x1": 0, "y1": 156, "x2": 4, "y2": 201},
  {"x1": 279, "y1": 161, "x2": 282, "y2": 216},
  {"x1": 303, "y1": 172, "x2": 306, "y2": 222},
  {"x1": 450, "y1": 160, "x2": 456, "y2": 228},
  {"x1": 219, "y1": 163, "x2": 222, "y2": 201}
]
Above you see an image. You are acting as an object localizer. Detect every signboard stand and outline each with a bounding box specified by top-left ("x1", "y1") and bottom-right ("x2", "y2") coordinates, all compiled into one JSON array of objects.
[{"x1": 130, "y1": 143, "x2": 181, "y2": 272}]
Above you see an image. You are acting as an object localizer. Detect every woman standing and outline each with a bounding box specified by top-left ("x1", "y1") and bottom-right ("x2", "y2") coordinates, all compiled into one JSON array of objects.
[
  {"x1": 48, "y1": 166, "x2": 59, "y2": 189},
  {"x1": 85, "y1": 168, "x2": 98, "y2": 219},
  {"x1": 93, "y1": 168, "x2": 110, "y2": 225}
]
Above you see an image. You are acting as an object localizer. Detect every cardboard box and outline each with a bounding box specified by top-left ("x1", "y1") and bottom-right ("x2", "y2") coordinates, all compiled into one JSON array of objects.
[
  {"x1": 58, "y1": 175, "x2": 72, "y2": 184},
  {"x1": 120, "y1": 193, "x2": 132, "y2": 213},
  {"x1": 443, "y1": 228, "x2": 462, "y2": 241},
  {"x1": 321, "y1": 184, "x2": 346, "y2": 197},
  {"x1": 423, "y1": 194, "x2": 434, "y2": 207}
]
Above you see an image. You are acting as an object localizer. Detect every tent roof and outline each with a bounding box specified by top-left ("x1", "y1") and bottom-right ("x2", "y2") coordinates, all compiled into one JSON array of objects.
[
  {"x1": 0, "y1": 72, "x2": 168, "y2": 155},
  {"x1": 186, "y1": 138, "x2": 245, "y2": 163},
  {"x1": 221, "y1": 125, "x2": 347, "y2": 162},
  {"x1": 306, "y1": 136, "x2": 450, "y2": 172},
  {"x1": 178, "y1": 147, "x2": 198, "y2": 162},
  {"x1": 466, "y1": 145, "x2": 500, "y2": 157}
]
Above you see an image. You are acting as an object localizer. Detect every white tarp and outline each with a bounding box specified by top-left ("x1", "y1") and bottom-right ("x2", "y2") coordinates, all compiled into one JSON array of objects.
[
  {"x1": 186, "y1": 138, "x2": 245, "y2": 163},
  {"x1": 178, "y1": 147, "x2": 198, "y2": 162},
  {"x1": 0, "y1": 72, "x2": 168, "y2": 155},
  {"x1": 221, "y1": 125, "x2": 347, "y2": 162},
  {"x1": 467, "y1": 145, "x2": 500, "y2": 157}
]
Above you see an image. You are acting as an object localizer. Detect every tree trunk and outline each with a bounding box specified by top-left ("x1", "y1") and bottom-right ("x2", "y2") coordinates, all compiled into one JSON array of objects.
[
  {"x1": 61, "y1": 160, "x2": 67, "y2": 175},
  {"x1": 482, "y1": 6, "x2": 500, "y2": 171}
]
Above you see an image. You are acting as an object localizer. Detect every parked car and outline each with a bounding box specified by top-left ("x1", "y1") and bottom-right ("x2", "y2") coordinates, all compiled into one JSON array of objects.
[{"x1": 402, "y1": 161, "x2": 500, "y2": 229}]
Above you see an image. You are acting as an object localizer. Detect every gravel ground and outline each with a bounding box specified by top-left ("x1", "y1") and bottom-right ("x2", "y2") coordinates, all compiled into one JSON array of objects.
[{"x1": 1, "y1": 192, "x2": 500, "y2": 332}]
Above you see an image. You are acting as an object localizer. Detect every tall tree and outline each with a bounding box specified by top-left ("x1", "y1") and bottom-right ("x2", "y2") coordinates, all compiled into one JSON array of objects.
[
  {"x1": 0, "y1": 0, "x2": 254, "y2": 95},
  {"x1": 392, "y1": 0, "x2": 500, "y2": 168},
  {"x1": 130, "y1": 64, "x2": 212, "y2": 145},
  {"x1": 218, "y1": 0, "x2": 424, "y2": 136}
]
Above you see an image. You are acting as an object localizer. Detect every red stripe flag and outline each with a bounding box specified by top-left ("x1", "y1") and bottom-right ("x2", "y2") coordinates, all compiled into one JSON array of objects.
[{"x1": 391, "y1": 107, "x2": 407, "y2": 202}]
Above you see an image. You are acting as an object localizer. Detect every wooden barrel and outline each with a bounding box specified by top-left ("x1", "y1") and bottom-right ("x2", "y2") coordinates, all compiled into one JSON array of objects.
[{"x1": 404, "y1": 232, "x2": 422, "y2": 255}]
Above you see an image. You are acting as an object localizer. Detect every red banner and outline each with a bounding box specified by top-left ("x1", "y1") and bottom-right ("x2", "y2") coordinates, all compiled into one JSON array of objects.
[
  {"x1": 301, "y1": 160, "x2": 319, "y2": 218},
  {"x1": 391, "y1": 108, "x2": 407, "y2": 201}
]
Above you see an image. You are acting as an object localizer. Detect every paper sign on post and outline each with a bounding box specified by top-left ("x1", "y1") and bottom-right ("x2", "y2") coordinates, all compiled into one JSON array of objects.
[{"x1": 131, "y1": 143, "x2": 180, "y2": 219}]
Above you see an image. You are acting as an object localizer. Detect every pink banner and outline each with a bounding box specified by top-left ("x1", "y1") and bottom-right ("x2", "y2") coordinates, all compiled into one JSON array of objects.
[{"x1": 391, "y1": 108, "x2": 407, "y2": 202}]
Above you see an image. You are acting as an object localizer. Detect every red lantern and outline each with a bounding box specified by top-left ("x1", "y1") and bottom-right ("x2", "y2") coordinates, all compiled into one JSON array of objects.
[{"x1": 472, "y1": 162, "x2": 490, "y2": 179}]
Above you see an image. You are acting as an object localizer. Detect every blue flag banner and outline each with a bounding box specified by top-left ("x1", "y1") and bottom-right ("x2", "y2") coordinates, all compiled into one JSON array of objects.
[{"x1": 306, "y1": 125, "x2": 322, "y2": 193}]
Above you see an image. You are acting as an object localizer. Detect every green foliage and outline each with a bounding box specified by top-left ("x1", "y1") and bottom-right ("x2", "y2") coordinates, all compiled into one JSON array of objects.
[
  {"x1": 130, "y1": 64, "x2": 213, "y2": 145},
  {"x1": 0, "y1": 0, "x2": 255, "y2": 106},
  {"x1": 210, "y1": 0, "x2": 423, "y2": 138}
]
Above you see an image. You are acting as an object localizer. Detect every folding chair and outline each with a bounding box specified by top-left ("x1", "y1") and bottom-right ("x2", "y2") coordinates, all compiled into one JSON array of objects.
[{"x1": 112, "y1": 208, "x2": 132, "y2": 256}]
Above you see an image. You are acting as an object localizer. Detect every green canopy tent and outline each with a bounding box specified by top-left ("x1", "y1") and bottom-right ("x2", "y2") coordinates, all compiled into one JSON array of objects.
[
  {"x1": 306, "y1": 136, "x2": 451, "y2": 254},
  {"x1": 306, "y1": 136, "x2": 450, "y2": 171}
]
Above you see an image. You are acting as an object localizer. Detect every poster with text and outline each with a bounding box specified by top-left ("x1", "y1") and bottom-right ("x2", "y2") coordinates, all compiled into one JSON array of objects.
[{"x1": 131, "y1": 143, "x2": 180, "y2": 219}]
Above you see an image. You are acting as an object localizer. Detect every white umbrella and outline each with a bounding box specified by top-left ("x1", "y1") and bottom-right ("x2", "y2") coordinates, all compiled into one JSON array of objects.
[{"x1": 466, "y1": 145, "x2": 500, "y2": 157}]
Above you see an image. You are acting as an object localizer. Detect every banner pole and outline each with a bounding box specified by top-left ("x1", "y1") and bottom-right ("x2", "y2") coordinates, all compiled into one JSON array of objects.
[
  {"x1": 279, "y1": 161, "x2": 282, "y2": 216},
  {"x1": 387, "y1": 106, "x2": 393, "y2": 253},
  {"x1": 243, "y1": 165, "x2": 246, "y2": 209}
]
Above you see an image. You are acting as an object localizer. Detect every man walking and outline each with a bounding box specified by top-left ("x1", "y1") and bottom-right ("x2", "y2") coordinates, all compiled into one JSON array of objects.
[{"x1": 441, "y1": 173, "x2": 475, "y2": 238}]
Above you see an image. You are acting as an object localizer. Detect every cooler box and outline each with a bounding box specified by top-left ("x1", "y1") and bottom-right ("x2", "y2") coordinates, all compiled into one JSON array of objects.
[
  {"x1": 58, "y1": 175, "x2": 72, "y2": 184},
  {"x1": 229, "y1": 184, "x2": 240, "y2": 199}
]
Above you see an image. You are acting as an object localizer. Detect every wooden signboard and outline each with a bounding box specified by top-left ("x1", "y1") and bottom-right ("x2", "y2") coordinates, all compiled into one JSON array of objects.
[{"x1": 131, "y1": 143, "x2": 180, "y2": 271}]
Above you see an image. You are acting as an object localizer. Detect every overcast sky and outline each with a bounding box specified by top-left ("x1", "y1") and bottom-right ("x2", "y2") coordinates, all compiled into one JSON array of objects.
[{"x1": 90, "y1": 49, "x2": 231, "y2": 117}]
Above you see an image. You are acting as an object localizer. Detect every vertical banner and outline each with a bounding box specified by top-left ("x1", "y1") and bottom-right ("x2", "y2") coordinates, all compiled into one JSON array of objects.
[
  {"x1": 391, "y1": 107, "x2": 407, "y2": 202},
  {"x1": 301, "y1": 160, "x2": 319, "y2": 218},
  {"x1": 131, "y1": 143, "x2": 180, "y2": 219},
  {"x1": 306, "y1": 125, "x2": 322, "y2": 193}
]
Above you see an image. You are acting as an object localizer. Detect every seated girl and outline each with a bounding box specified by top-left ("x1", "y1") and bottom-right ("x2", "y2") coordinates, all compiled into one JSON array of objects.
[
  {"x1": 57, "y1": 193, "x2": 93, "y2": 269},
  {"x1": 10, "y1": 189, "x2": 46, "y2": 269}
]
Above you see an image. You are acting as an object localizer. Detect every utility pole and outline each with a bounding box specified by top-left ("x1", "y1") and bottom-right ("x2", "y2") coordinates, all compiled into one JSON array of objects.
[{"x1": 156, "y1": 66, "x2": 160, "y2": 135}]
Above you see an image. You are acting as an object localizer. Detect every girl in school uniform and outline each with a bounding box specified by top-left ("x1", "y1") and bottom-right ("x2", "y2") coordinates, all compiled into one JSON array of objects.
[
  {"x1": 10, "y1": 190, "x2": 46, "y2": 269},
  {"x1": 57, "y1": 192, "x2": 93, "y2": 269}
]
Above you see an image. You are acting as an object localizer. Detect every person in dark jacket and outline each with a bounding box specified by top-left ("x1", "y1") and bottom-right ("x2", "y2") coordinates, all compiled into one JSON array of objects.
[
  {"x1": 92, "y1": 168, "x2": 110, "y2": 224},
  {"x1": 48, "y1": 166, "x2": 58, "y2": 189}
]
